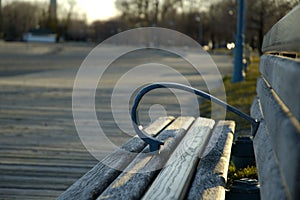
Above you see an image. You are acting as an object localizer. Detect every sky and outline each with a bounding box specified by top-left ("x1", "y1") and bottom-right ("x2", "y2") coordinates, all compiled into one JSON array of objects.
[
  {"x1": 76, "y1": 0, "x2": 119, "y2": 22},
  {"x1": 3, "y1": 0, "x2": 120, "y2": 22}
]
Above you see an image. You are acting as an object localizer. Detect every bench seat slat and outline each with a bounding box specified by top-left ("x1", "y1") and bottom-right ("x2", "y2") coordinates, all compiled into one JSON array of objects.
[
  {"x1": 142, "y1": 117, "x2": 215, "y2": 200},
  {"x1": 57, "y1": 116, "x2": 174, "y2": 200},
  {"x1": 96, "y1": 117, "x2": 195, "y2": 200},
  {"x1": 187, "y1": 120, "x2": 235, "y2": 200}
]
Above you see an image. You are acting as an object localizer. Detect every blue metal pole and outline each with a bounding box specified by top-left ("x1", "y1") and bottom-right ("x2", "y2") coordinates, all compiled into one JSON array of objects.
[{"x1": 232, "y1": 0, "x2": 245, "y2": 82}]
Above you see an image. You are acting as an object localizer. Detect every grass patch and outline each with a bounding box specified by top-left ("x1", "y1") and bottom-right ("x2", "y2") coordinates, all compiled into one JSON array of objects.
[
  {"x1": 199, "y1": 56, "x2": 261, "y2": 188},
  {"x1": 227, "y1": 162, "x2": 258, "y2": 188},
  {"x1": 200, "y1": 56, "x2": 260, "y2": 134}
]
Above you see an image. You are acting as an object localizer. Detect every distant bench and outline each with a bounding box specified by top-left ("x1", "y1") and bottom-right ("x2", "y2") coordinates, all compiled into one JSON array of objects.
[
  {"x1": 58, "y1": 117, "x2": 235, "y2": 200},
  {"x1": 251, "y1": 4, "x2": 300, "y2": 200}
]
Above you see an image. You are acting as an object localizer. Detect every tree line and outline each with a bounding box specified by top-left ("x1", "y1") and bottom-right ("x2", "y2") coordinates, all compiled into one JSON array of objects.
[
  {"x1": 1, "y1": 0, "x2": 88, "y2": 41},
  {"x1": 114, "y1": 0, "x2": 298, "y2": 50},
  {"x1": 0, "y1": 0, "x2": 298, "y2": 50}
]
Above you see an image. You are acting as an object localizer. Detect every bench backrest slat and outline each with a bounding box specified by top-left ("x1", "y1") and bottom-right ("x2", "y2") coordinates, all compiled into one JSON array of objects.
[
  {"x1": 251, "y1": 97, "x2": 288, "y2": 200},
  {"x1": 253, "y1": 77, "x2": 300, "y2": 199},
  {"x1": 252, "y1": 4, "x2": 300, "y2": 200},
  {"x1": 259, "y1": 55, "x2": 300, "y2": 120},
  {"x1": 262, "y1": 5, "x2": 300, "y2": 53}
]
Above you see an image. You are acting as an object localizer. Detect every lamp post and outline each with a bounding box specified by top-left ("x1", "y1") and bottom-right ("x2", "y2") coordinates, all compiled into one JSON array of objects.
[
  {"x1": 232, "y1": 0, "x2": 245, "y2": 82},
  {"x1": 0, "y1": 0, "x2": 2, "y2": 37},
  {"x1": 195, "y1": 16, "x2": 203, "y2": 45},
  {"x1": 153, "y1": 0, "x2": 159, "y2": 27}
]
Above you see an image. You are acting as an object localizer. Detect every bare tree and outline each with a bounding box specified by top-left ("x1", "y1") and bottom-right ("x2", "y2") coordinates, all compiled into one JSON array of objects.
[
  {"x1": 90, "y1": 18, "x2": 127, "y2": 42},
  {"x1": 116, "y1": 0, "x2": 151, "y2": 26},
  {"x1": 113, "y1": 0, "x2": 297, "y2": 49},
  {"x1": 115, "y1": 0, "x2": 189, "y2": 27},
  {"x1": 66, "y1": 19, "x2": 87, "y2": 41},
  {"x1": 2, "y1": 2, "x2": 42, "y2": 40},
  {"x1": 57, "y1": 0, "x2": 88, "y2": 41}
]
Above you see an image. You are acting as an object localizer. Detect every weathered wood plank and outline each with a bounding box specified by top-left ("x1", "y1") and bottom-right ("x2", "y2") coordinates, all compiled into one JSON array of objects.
[
  {"x1": 257, "y1": 77, "x2": 300, "y2": 199},
  {"x1": 260, "y1": 55, "x2": 300, "y2": 121},
  {"x1": 0, "y1": 175, "x2": 77, "y2": 190},
  {"x1": 187, "y1": 120, "x2": 235, "y2": 200},
  {"x1": 57, "y1": 116, "x2": 174, "y2": 200},
  {"x1": 0, "y1": 188, "x2": 62, "y2": 200},
  {"x1": 251, "y1": 97, "x2": 289, "y2": 200},
  {"x1": 0, "y1": 148, "x2": 97, "y2": 159},
  {"x1": 0, "y1": 146, "x2": 97, "y2": 155},
  {"x1": 0, "y1": 159, "x2": 97, "y2": 168},
  {"x1": 142, "y1": 117, "x2": 215, "y2": 200},
  {"x1": 0, "y1": 164, "x2": 90, "y2": 178},
  {"x1": 262, "y1": 4, "x2": 300, "y2": 53},
  {"x1": 96, "y1": 117, "x2": 195, "y2": 200}
]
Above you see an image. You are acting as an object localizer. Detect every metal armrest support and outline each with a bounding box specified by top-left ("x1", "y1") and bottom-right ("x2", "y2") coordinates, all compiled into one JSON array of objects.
[{"x1": 131, "y1": 82, "x2": 260, "y2": 152}]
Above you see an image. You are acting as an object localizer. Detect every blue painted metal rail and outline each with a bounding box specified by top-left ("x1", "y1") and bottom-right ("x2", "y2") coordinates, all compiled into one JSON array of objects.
[{"x1": 131, "y1": 82, "x2": 260, "y2": 152}]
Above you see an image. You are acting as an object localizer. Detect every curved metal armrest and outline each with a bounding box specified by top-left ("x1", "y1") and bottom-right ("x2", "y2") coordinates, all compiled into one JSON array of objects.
[{"x1": 131, "y1": 82, "x2": 260, "y2": 152}]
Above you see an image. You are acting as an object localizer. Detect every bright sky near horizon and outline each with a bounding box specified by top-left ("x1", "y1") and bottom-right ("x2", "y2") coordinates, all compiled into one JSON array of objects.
[
  {"x1": 76, "y1": 0, "x2": 119, "y2": 22},
  {"x1": 3, "y1": 0, "x2": 120, "y2": 22}
]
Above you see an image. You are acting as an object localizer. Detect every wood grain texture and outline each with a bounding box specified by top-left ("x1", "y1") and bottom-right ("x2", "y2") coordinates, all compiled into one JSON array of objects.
[
  {"x1": 260, "y1": 55, "x2": 300, "y2": 121},
  {"x1": 187, "y1": 120, "x2": 235, "y2": 200},
  {"x1": 57, "y1": 116, "x2": 174, "y2": 200},
  {"x1": 262, "y1": 4, "x2": 300, "y2": 53},
  {"x1": 202, "y1": 186, "x2": 225, "y2": 200},
  {"x1": 211, "y1": 121, "x2": 234, "y2": 182},
  {"x1": 251, "y1": 97, "x2": 289, "y2": 200},
  {"x1": 96, "y1": 117, "x2": 195, "y2": 200},
  {"x1": 257, "y1": 77, "x2": 300, "y2": 199},
  {"x1": 142, "y1": 117, "x2": 215, "y2": 200},
  {"x1": 0, "y1": 188, "x2": 62, "y2": 200}
]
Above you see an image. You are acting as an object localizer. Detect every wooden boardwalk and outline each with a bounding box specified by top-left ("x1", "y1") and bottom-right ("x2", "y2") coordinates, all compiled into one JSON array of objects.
[
  {"x1": 0, "y1": 43, "x2": 98, "y2": 199},
  {"x1": 0, "y1": 85, "x2": 99, "y2": 199},
  {"x1": 0, "y1": 43, "x2": 233, "y2": 199}
]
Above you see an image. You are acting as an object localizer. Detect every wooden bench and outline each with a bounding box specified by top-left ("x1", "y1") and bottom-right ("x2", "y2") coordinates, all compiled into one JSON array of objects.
[
  {"x1": 251, "y1": 4, "x2": 300, "y2": 200},
  {"x1": 59, "y1": 5, "x2": 300, "y2": 200},
  {"x1": 58, "y1": 117, "x2": 235, "y2": 200}
]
